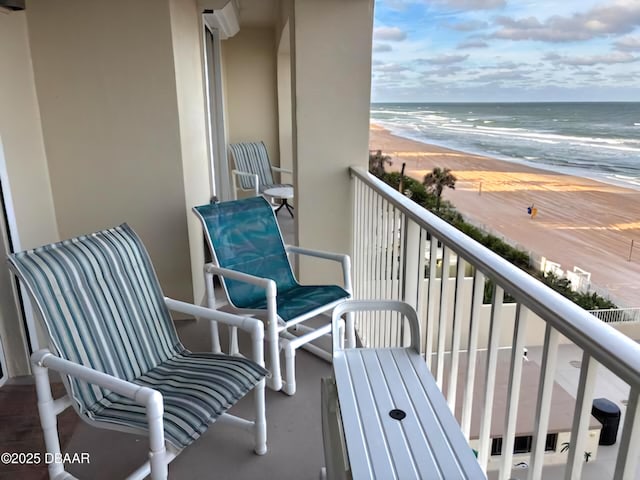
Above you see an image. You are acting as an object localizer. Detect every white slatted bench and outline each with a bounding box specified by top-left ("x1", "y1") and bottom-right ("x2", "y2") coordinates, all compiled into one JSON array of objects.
[{"x1": 323, "y1": 301, "x2": 485, "y2": 480}]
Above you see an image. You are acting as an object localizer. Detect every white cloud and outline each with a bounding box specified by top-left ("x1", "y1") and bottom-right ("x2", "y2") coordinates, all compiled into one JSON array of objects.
[
  {"x1": 447, "y1": 20, "x2": 490, "y2": 31},
  {"x1": 373, "y1": 27, "x2": 408, "y2": 41},
  {"x1": 422, "y1": 65, "x2": 466, "y2": 77},
  {"x1": 615, "y1": 35, "x2": 640, "y2": 51},
  {"x1": 374, "y1": 43, "x2": 393, "y2": 52},
  {"x1": 434, "y1": 0, "x2": 505, "y2": 10},
  {"x1": 472, "y1": 70, "x2": 532, "y2": 82},
  {"x1": 422, "y1": 53, "x2": 470, "y2": 65},
  {"x1": 457, "y1": 39, "x2": 489, "y2": 49},
  {"x1": 373, "y1": 63, "x2": 412, "y2": 73},
  {"x1": 544, "y1": 51, "x2": 639, "y2": 66},
  {"x1": 492, "y1": 1, "x2": 640, "y2": 42}
]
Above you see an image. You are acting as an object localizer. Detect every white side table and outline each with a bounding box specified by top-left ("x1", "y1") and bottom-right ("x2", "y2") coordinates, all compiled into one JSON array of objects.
[{"x1": 263, "y1": 186, "x2": 294, "y2": 217}]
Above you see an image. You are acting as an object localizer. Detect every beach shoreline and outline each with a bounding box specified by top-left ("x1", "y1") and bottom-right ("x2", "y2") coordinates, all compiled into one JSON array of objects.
[{"x1": 369, "y1": 123, "x2": 640, "y2": 308}]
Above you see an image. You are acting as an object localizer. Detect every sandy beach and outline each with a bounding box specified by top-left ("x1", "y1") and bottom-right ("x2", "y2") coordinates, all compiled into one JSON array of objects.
[{"x1": 370, "y1": 124, "x2": 640, "y2": 308}]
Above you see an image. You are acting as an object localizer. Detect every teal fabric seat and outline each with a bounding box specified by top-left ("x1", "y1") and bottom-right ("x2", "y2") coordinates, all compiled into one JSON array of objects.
[
  {"x1": 8, "y1": 224, "x2": 267, "y2": 454},
  {"x1": 246, "y1": 285, "x2": 349, "y2": 323},
  {"x1": 193, "y1": 197, "x2": 352, "y2": 395}
]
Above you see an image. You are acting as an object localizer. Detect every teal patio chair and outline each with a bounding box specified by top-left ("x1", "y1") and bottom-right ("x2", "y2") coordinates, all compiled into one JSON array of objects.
[
  {"x1": 8, "y1": 224, "x2": 268, "y2": 480},
  {"x1": 193, "y1": 197, "x2": 354, "y2": 396},
  {"x1": 229, "y1": 141, "x2": 292, "y2": 199}
]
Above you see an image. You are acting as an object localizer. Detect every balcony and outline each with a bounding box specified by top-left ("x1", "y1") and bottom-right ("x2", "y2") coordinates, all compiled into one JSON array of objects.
[{"x1": 2, "y1": 168, "x2": 640, "y2": 480}]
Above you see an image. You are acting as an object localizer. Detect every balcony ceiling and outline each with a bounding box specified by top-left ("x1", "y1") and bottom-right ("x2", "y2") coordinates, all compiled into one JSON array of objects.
[{"x1": 237, "y1": 0, "x2": 278, "y2": 27}]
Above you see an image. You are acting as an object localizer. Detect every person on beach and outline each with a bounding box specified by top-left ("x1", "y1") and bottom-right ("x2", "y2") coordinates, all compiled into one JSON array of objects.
[{"x1": 531, "y1": 207, "x2": 538, "y2": 219}]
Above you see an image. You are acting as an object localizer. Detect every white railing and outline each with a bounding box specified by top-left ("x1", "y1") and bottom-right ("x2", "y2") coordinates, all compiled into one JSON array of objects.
[
  {"x1": 350, "y1": 167, "x2": 640, "y2": 480},
  {"x1": 589, "y1": 308, "x2": 640, "y2": 324}
]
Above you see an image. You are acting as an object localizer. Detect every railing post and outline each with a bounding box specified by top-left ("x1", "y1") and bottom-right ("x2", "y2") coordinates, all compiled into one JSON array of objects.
[
  {"x1": 565, "y1": 352, "x2": 597, "y2": 480},
  {"x1": 403, "y1": 218, "x2": 421, "y2": 311},
  {"x1": 403, "y1": 218, "x2": 421, "y2": 347},
  {"x1": 528, "y1": 324, "x2": 560, "y2": 480},
  {"x1": 614, "y1": 387, "x2": 640, "y2": 479}
]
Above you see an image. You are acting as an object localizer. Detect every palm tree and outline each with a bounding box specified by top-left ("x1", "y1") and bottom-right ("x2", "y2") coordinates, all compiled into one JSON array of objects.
[
  {"x1": 422, "y1": 167, "x2": 456, "y2": 211},
  {"x1": 369, "y1": 150, "x2": 392, "y2": 178}
]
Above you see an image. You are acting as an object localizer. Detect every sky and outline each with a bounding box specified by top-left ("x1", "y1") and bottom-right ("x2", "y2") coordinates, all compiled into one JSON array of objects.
[{"x1": 371, "y1": 0, "x2": 640, "y2": 102}]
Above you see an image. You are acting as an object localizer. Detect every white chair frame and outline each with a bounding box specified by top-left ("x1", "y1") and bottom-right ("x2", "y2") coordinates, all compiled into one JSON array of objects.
[
  {"x1": 231, "y1": 166, "x2": 293, "y2": 200},
  {"x1": 205, "y1": 246, "x2": 354, "y2": 396},
  {"x1": 31, "y1": 298, "x2": 267, "y2": 480}
]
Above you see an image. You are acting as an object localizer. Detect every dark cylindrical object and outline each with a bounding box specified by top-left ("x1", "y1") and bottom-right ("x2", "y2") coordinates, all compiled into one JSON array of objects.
[{"x1": 591, "y1": 398, "x2": 621, "y2": 446}]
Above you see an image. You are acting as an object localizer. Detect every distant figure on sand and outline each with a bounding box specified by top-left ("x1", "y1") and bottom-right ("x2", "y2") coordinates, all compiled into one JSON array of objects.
[{"x1": 527, "y1": 204, "x2": 538, "y2": 219}]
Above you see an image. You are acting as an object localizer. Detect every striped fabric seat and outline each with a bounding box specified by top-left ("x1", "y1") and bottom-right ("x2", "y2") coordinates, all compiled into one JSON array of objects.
[
  {"x1": 8, "y1": 224, "x2": 267, "y2": 450},
  {"x1": 91, "y1": 352, "x2": 264, "y2": 448},
  {"x1": 230, "y1": 142, "x2": 292, "y2": 192}
]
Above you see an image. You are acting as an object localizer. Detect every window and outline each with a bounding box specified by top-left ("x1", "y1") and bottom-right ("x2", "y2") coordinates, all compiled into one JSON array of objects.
[{"x1": 490, "y1": 433, "x2": 558, "y2": 456}]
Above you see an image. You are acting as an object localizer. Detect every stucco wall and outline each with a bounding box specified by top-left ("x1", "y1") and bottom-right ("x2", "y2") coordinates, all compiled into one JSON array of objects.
[
  {"x1": 0, "y1": 11, "x2": 59, "y2": 375},
  {"x1": 27, "y1": 0, "x2": 193, "y2": 301},
  {"x1": 169, "y1": 0, "x2": 213, "y2": 303},
  {"x1": 293, "y1": 0, "x2": 374, "y2": 284},
  {"x1": 0, "y1": 12, "x2": 58, "y2": 250},
  {"x1": 222, "y1": 27, "x2": 280, "y2": 171}
]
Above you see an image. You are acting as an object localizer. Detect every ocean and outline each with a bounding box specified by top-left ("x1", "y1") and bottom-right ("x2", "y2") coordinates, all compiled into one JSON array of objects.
[{"x1": 370, "y1": 102, "x2": 640, "y2": 190}]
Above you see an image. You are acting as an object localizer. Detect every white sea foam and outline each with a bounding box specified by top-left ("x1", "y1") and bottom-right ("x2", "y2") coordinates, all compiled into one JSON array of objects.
[{"x1": 371, "y1": 103, "x2": 640, "y2": 190}]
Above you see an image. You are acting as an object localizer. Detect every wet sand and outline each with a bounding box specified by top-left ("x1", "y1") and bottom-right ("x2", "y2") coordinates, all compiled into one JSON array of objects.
[{"x1": 370, "y1": 124, "x2": 640, "y2": 307}]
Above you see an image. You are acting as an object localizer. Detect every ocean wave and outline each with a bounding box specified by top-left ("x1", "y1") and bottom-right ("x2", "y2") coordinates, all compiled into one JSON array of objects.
[{"x1": 370, "y1": 103, "x2": 640, "y2": 190}]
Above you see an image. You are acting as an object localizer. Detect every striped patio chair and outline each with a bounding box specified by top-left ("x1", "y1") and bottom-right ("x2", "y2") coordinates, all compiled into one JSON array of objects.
[
  {"x1": 8, "y1": 224, "x2": 268, "y2": 480},
  {"x1": 229, "y1": 141, "x2": 292, "y2": 199},
  {"x1": 193, "y1": 197, "x2": 354, "y2": 396}
]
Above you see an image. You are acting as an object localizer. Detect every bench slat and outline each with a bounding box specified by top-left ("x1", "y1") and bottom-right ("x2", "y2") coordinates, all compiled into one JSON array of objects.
[
  {"x1": 335, "y1": 350, "x2": 394, "y2": 478},
  {"x1": 360, "y1": 349, "x2": 421, "y2": 478}
]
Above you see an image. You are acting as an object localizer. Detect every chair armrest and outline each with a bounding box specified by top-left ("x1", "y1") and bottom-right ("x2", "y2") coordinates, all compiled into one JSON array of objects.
[
  {"x1": 32, "y1": 350, "x2": 160, "y2": 404},
  {"x1": 331, "y1": 300, "x2": 421, "y2": 352},
  {"x1": 32, "y1": 349, "x2": 167, "y2": 478},
  {"x1": 271, "y1": 166, "x2": 293, "y2": 175},
  {"x1": 204, "y1": 263, "x2": 275, "y2": 293},
  {"x1": 164, "y1": 297, "x2": 265, "y2": 367},
  {"x1": 203, "y1": 263, "x2": 277, "y2": 363},
  {"x1": 232, "y1": 170, "x2": 259, "y2": 196},
  {"x1": 285, "y1": 246, "x2": 352, "y2": 294}
]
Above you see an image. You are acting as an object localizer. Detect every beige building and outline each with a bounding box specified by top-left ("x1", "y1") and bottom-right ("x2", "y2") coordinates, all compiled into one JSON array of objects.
[{"x1": 0, "y1": 0, "x2": 373, "y2": 379}]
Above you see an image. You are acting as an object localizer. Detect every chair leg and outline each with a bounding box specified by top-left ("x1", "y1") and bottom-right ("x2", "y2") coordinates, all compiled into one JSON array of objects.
[
  {"x1": 266, "y1": 333, "x2": 283, "y2": 392},
  {"x1": 346, "y1": 312, "x2": 356, "y2": 349},
  {"x1": 229, "y1": 326, "x2": 239, "y2": 356},
  {"x1": 282, "y1": 341, "x2": 296, "y2": 396},
  {"x1": 32, "y1": 362, "x2": 67, "y2": 480},
  {"x1": 205, "y1": 272, "x2": 222, "y2": 354},
  {"x1": 210, "y1": 321, "x2": 222, "y2": 354},
  {"x1": 253, "y1": 379, "x2": 267, "y2": 455}
]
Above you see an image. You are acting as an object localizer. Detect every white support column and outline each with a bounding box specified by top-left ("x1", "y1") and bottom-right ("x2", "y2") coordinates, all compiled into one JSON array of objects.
[
  {"x1": 403, "y1": 218, "x2": 421, "y2": 310},
  {"x1": 446, "y1": 257, "x2": 466, "y2": 412},
  {"x1": 436, "y1": 246, "x2": 451, "y2": 389},
  {"x1": 500, "y1": 305, "x2": 529, "y2": 479},
  {"x1": 294, "y1": 0, "x2": 374, "y2": 286},
  {"x1": 528, "y1": 324, "x2": 560, "y2": 480},
  {"x1": 461, "y1": 269, "x2": 485, "y2": 440},
  {"x1": 424, "y1": 236, "x2": 438, "y2": 364},
  {"x1": 565, "y1": 352, "x2": 597, "y2": 480},
  {"x1": 477, "y1": 285, "x2": 504, "y2": 470},
  {"x1": 614, "y1": 386, "x2": 640, "y2": 480}
]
